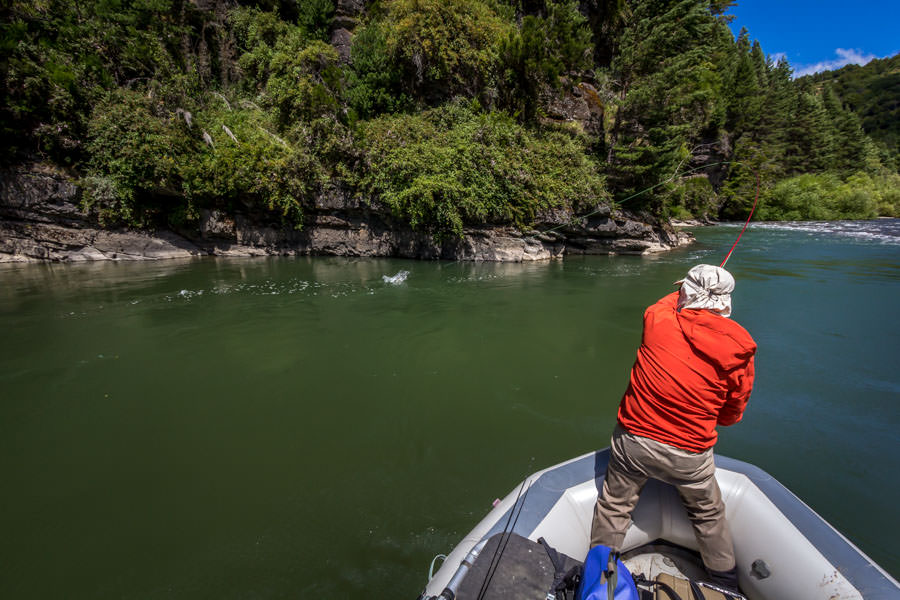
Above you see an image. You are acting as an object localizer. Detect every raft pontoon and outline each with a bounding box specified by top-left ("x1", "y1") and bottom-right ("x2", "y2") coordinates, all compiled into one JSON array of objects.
[{"x1": 418, "y1": 450, "x2": 899, "y2": 599}]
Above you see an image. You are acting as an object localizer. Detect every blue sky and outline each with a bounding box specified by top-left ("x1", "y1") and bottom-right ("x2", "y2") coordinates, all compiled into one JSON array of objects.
[{"x1": 726, "y1": 0, "x2": 900, "y2": 77}]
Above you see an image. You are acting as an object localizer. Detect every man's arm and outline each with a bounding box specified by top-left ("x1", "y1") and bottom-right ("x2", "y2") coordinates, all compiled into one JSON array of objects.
[{"x1": 717, "y1": 355, "x2": 755, "y2": 426}]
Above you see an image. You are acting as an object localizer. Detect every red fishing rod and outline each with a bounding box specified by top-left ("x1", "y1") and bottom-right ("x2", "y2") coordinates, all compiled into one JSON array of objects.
[{"x1": 719, "y1": 169, "x2": 761, "y2": 268}]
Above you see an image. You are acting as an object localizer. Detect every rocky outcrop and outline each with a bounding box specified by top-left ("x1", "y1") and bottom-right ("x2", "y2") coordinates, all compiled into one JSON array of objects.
[
  {"x1": 0, "y1": 165, "x2": 692, "y2": 263},
  {"x1": 543, "y1": 80, "x2": 605, "y2": 136},
  {"x1": 330, "y1": 0, "x2": 366, "y2": 62},
  {"x1": 0, "y1": 166, "x2": 203, "y2": 262}
]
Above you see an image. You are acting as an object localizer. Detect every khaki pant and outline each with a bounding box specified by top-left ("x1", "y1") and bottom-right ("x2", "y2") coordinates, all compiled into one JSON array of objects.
[{"x1": 590, "y1": 424, "x2": 736, "y2": 572}]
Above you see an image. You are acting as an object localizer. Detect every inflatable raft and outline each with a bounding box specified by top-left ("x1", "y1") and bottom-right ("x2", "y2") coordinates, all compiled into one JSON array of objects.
[{"x1": 418, "y1": 450, "x2": 899, "y2": 599}]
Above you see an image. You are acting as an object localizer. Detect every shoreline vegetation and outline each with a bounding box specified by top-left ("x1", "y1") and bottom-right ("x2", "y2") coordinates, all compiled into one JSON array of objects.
[{"x1": 1, "y1": 0, "x2": 898, "y2": 261}]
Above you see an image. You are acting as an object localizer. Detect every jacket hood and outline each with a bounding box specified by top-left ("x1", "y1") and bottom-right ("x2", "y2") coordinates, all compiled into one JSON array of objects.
[
  {"x1": 676, "y1": 264, "x2": 734, "y2": 317},
  {"x1": 676, "y1": 308, "x2": 756, "y2": 371}
]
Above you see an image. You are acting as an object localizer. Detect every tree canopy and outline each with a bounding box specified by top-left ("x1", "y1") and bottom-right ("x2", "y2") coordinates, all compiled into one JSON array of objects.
[{"x1": 1, "y1": 0, "x2": 897, "y2": 234}]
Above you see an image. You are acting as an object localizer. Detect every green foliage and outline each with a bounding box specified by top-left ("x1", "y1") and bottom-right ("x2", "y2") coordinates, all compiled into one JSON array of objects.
[
  {"x1": 357, "y1": 101, "x2": 607, "y2": 237},
  {"x1": 83, "y1": 89, "x2": 190, "y2": 225},
  {"x1": 83, "y1": 88, "x2": 323, "y2": 227},
  {"x1": 758, "y1": 171, "x2": 899, "y2": 221},
  {"x1": 606, "y1": 0, "x2": 729, "y2": 211},
  {"x1": 297, "y1": 0, "x2": 335, "y2": 41},
  {"x1": 497, "y1": 0, "x2": 594, "y2": 120},
  {"x1": 0, "y1": 0, "x2": 236, "y2": 162},
  {"x1": 265, "y1": 38, "x2": 344, "y2": 124},
  {"x1": 820, "y1": 86, "x2": 876, "y2": 175},
  {"x1": 804, "y1": 53, "x2": 900, "y2": 163},
  {"x1": 377, "y1": 0, "x2": 512, "y2": 102},
  {"x1": 664, "y1": 176, "x2": 717, "y2": 219},
  {"x1": 784, "y1": 88, "x2": 835, "y2": 174},
  {"x1": 230, "y1": 7, "x2": 292, "y2": 91},
  {"x1": 3, "y1": 0, "x2": 898, "y2": 235},
  {"x1": 717, "y1": 139, "x2": 779, "y2": 220},
  {"x1": 181, "y1": 103, "x2": 322, "y2": 224},
  {"x1": 0, "y1": 0, "x2": 181, "y2": 160},
  {"x1": 229, "y1": 8, "x2": 344, "y2": 124},
  {"x1": 651, "y1": 10, "x2": 893, "y2": 221},
  {"x1": 725, "y1": 30, "x2": 762, "y2": 133},
  {"x1": 871, "y1": 173, "x2": 900, "y2": 216},
  {"x1": 345, "y1": 21, "x2": 412, "y2": 120}
]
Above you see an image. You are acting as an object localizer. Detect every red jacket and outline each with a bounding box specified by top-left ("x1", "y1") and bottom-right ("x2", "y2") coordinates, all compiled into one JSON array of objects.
[{"x1": 617, "y1": 292, "x2": 757, "y2": 452}]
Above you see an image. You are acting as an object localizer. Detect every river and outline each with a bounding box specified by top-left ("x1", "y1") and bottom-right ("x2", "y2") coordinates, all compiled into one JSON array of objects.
[{"x1": 1, "y1": 220, "x2": 898, "y2": 597}]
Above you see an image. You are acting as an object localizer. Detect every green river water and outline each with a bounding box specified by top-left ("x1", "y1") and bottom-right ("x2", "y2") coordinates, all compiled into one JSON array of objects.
[{"x1": 1, "y1": 221, "x2": 898, "y2": 598}]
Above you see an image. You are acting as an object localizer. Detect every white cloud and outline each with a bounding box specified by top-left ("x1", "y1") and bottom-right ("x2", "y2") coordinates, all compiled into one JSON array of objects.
[
  {"x1": 769, "y1": 52, "x2": 787, "y2": 65},
  {"x1": 793, "y1": 48, "x2": 879, "y2": 77}
]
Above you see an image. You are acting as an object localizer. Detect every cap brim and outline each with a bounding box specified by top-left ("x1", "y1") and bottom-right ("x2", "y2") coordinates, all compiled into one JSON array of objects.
[{"x1": 673, "y1": 279, "x2": 684, "y2": 286}]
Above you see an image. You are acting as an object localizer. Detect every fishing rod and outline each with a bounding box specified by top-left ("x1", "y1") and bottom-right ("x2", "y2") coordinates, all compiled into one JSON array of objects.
[
  {"x1": 719, "y1": 168, "x2": 761, "y2": 268},
  {"x1": 418, "y1": 165, "x2": 762, "y2": 599},
  {"x1": 418, "y1": 477, "x2": 534, "y2": 600}
]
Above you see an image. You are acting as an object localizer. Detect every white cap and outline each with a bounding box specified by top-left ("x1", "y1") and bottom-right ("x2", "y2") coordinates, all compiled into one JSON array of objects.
[{"x1": 675, "y1": 264, "x2": 735, "y2": 317}]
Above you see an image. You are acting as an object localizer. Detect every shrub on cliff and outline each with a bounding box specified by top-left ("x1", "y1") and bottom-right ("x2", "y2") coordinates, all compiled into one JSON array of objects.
[
  {"x1": 357, "y1": 100, "x2": 608, "y2": 238},
  {"x1": 345, "y1": 21, "x2": 412, "y2": 120},
  {"x1": 180, "y1": 103, "x2": 323, "y2": 225},
  {"x1": 84, "y1": 89, "x2": 323, "y2": 227},
  {"x1": 230, "y1": 8, "x2": 293, "y2": 92},
  {"x1": 363, "y1": 0, "x2": 513, "y2": 105},
  {"x1": 265, "y1": 38, "x2": 345, "y2": 125},
  {"x1": 229, "y1": 8, "x2": 344, "y2": 125},
  {"x1": 297, "y1": 0, "x2": 336, "y2": 42},
  {"x1": 83, "y1": 89, "x2": 191, "y2": 225},
  {"x1": 1, "y1": 0, "x2": 186, "y2": 161},
  {"x1": 497, "y1": 0, "x2": 594, "y2": 121}
]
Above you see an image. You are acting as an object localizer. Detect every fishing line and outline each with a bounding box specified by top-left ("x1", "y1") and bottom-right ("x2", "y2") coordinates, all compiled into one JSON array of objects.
[
  {"x1": 475, "y1": 478, "x2": 532, "y2": 600},
  {"x1": 475, "y1": 481, "x2": 528, "y2": 600},
  {"x1": 438, "y1": 161, "x2": 760, "y2": 272},
  {"x1": 540, "y1": 160, "x2": 761, "y2": 267},
  {"x1": 542, "y1": 161, "x2": 737, "y2": 234}
]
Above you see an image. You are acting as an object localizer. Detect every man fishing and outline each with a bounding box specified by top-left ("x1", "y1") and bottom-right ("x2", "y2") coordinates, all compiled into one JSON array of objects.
[{"x1": 590, "y1": 264, "x2": 757, "y2": 593}]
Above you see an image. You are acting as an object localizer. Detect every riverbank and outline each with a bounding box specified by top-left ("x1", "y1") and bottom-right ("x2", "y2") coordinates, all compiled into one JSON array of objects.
[{"x1": 0, "y1": 164, "x2": 693, "y2": 263}]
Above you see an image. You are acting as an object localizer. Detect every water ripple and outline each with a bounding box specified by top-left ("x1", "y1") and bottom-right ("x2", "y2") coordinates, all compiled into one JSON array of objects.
[{"x1": 743, "y1": 219, "x2": 900, "y2": 245}]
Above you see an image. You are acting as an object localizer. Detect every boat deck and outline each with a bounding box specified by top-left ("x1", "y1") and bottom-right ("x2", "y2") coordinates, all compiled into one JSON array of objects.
[{"x1": 622, "y1": 541, "x2": 708, "y2": 583}]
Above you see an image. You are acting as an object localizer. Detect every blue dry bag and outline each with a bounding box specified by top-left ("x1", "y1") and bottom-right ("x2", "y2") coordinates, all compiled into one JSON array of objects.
[{"x1": 577, "y1": 545, "x2": 639, "y2": 600}]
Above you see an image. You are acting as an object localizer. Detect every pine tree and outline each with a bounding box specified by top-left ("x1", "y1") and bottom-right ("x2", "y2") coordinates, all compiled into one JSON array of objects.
[
  {"x1": 822, "y1": 86, "x2": 870, "y2": 174},
  {"x1": 721, "y1": 46, "x2": 787, "y2": 219},
  {"x1": 785, "y1": 83, "x2": 834, "y2": 174},
  {"x1": 581, "y1": 0, "x2": 627, "y2": 67},
  {"x1": 727, "y1": 39, "x2": 761, "y2": 134},
  {"x1": 750, "y1": 41, "x2": 768, "y2": 89},
  {"x1": 756, "y1": 57, "x2": 796, "y2": 176},
  {"x1": 605, "y1": 0, "x2": 729, "y2": 212}
]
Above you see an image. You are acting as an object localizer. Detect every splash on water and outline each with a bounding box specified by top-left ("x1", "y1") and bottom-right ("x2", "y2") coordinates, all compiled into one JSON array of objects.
[
  {"x1": 382, "y1": 270, "x2": 410, "y2": 284},
  {"x1": 168, "y1": 289, "x2": 204, "y2": 301}
]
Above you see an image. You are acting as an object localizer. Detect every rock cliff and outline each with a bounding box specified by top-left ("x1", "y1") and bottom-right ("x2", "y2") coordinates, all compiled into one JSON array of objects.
[{"x1": 0, "y1": 164, "x2": 692, "y2": 263}]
